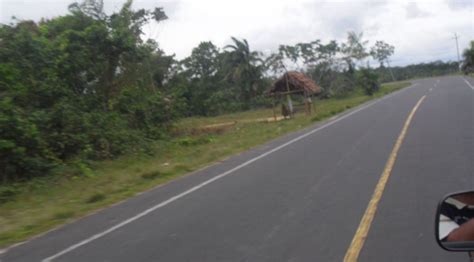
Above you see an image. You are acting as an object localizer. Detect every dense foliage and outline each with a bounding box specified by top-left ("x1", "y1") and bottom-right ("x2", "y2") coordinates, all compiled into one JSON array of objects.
[
  {"x1": 356, "y1": 69, "x2": 380, "y2": 96},
  {"x1": 461, "y1": 41, "x2": 474, "y2": 74},
  {"x1": 0, "y1": 0, "x2": 175, "y2": 182},
  {"x1": 175, "y1": 38, "x2": 269, "y2": 116},
  {"x1": 0, "y1": 0, "x2": 464, "y2": 183}
]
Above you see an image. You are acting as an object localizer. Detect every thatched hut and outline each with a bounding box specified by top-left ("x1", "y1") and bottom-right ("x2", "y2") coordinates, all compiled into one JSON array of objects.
[
  {"x1": 267, "y1": 71, "x2": 321, "y2": 118},
  {"x1": 267, "y1": 71, "x2": 321, "y2": 96}
]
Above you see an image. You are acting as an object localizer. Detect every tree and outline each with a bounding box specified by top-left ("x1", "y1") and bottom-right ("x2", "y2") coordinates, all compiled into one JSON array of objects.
[
  {"x1": 313, "y1": 40, "x2": 339, "y2": 80},
  {"x1": 270, "y1": 42, "x2": 320, "y2": 73},
  {"x1": 265, "y1": 51, "x2": 286, "y2": 75},
  {"x1": 182, "y1": 41, "x2": 219, "y2": 79},
  {"x1": 68, "y1": 0, "x2": 106, "y2": 20},
  {"x1": 308, "y1": 41, "x2": 354, "y2": 98},
  {"x1": 224, "y1": 37, "x2": 264, "y2": 108},
  {"x1": 341, "y1": 31, "x2": 369, "y2": 73},
  {"x1": 461, "y1": 41, "x2": 474, "y2": 74},
  {"x1": 296, "y1": 40, "x2": 323, "y2": 78},
  {"x1": 180, "y1": 41, "x2": 222, "y2": 115},
  {"x1": 278, "y1": 44, "x2": 301, "y2": 71},
  {"x1": 370, "y1": 40, "x2": 395, "y2": 81},
  {"x1": 297, "y1": 41, "x2": 320, "y2": 66},
  {"x1": 370, "y1": 41, "x2": 395, "y2": 67},
  {"x1": 101, "y1": 0, "x2": 167, "y2": 109}
]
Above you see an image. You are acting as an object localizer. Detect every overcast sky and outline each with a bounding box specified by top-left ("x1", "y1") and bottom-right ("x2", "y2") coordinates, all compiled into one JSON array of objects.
[{"x1": 1, "y1": 0, "x2": 473, "y2": 66}]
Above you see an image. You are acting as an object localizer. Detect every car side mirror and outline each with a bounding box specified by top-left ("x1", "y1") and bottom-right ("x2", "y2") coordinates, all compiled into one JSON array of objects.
[{"x1": 436, "y1": 191, "x2": 474, "y2": 251}]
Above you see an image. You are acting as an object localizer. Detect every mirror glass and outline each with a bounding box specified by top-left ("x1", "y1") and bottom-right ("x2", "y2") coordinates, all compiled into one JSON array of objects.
[{"x1": 437, "y1": 191, "x2": 474, "y2": 251}]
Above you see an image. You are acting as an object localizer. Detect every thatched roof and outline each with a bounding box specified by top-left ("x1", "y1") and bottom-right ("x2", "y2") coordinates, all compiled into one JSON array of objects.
[{"x1": 268, "y1": 71, "x2": 321, "y2": 96}]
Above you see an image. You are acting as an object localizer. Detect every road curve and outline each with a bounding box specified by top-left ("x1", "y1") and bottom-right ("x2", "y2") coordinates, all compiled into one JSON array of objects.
[{"x1": 1, "y1": 76, "x2": 473, "y2": 262}]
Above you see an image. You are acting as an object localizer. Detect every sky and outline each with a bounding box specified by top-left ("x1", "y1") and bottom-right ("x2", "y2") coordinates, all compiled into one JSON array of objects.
[{"x1": 1, "y1": 0, "x2": 473, "y2": 66}]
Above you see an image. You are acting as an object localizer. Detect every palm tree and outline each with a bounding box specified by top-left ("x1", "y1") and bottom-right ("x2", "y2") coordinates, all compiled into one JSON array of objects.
[
  {"x1": 341, "y1": 31, "x2": 369, "y2": 73},
  {"x1": 224, "y1": 37, "x2": 263, "y2": 106}
]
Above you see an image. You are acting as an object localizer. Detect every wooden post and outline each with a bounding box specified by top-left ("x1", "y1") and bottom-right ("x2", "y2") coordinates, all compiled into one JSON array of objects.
[
  {"x1": 285, "y1": 72, "x2": 293, "y2": 118},
  {"x1": 312, "y1": 95, "x2": 316, "y2": 115},
  {"x1": 304, "y1": 91, "x2": 309, "y2": 116},
  {"x1": 272, "y1": 95, "x2": 277, "y2": 121},
  {"x1": 386, "y1": 59, "x2": 396, "y2": 82}
]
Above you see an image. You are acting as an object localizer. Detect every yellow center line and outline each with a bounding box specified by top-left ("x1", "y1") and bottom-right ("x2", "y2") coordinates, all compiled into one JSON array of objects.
[{"x1": 343, "y1": 95, "x2": 427, "y2": 262}]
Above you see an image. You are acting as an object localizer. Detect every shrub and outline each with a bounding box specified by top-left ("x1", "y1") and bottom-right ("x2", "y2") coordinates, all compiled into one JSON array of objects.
[
  {"x1": 356, "y1": 68, "x2": 380, "y2": 96},
  {"x1": 0, "y1": 186, "x2": 20, "y2": 204}
]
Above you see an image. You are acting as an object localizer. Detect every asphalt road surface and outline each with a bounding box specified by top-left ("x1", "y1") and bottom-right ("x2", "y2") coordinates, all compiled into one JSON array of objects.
[{"x1": 1, "y1": 76, "x2": 473, "y2": 262}]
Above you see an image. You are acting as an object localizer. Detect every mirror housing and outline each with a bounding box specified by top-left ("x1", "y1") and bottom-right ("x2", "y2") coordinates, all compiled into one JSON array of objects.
[{"x1": 436, "y1": 191, "x2": 474, "y2": 252}]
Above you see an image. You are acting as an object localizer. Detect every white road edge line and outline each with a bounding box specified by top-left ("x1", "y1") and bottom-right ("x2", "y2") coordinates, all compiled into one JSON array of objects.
[
  {"x1": 463, "y1": 78, "x2": 474, "y2": 90},
  {"x1": 41, "y1": 83, "x2": 419, "y2": 262}
]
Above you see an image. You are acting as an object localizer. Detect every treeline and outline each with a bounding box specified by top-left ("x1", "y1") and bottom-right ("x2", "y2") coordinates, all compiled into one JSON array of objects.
[
  {"x1": 374, "y1": 61, "x2": 460, "y2": 82},
  {"x1": 0, "y1": 0, "x2": 462, "y2": 183}
]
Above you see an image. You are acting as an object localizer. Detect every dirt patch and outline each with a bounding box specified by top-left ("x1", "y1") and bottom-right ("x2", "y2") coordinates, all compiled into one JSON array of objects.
[{"x1": 174, "y1": 115, "x2": 288, "y2": 137}]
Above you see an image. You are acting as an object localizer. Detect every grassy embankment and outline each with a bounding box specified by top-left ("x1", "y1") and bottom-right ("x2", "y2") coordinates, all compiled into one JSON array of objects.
[{"x1": 0, "y1": 81, "x2": 410, "y2": 248}]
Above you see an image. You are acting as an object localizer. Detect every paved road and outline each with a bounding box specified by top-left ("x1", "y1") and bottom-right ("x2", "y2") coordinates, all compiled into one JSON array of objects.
[{"x1": 1, "y1": 76, "x2": 473, "y2": 261}]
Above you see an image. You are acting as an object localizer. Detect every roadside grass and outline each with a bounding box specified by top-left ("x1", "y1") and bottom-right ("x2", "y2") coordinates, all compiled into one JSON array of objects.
[{"x1": 0, "y1": 81, "x2": 410, "y2": 248}]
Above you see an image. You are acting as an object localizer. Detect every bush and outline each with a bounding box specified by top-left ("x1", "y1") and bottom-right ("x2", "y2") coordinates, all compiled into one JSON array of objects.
[
  {"x1": 328, "y1": 74, "x2": 355, "y2": 98},
  {"x1": 0, "y1": 99, "x2": 58, "y2": 182},
  {"x1": 356, "y1": 68, "x2": 380, "y2": 96},
  {"x1": 0, "y1": 186, "x2": 20, "y2": 204}
]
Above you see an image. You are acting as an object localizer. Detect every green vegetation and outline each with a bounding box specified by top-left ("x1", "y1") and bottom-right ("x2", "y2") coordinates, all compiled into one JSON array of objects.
[
  {"x1": 0, "y1": 0, "x2": 174, "y2": 184},
  {"x1": 0, "y1": 81, "x2": 409, "y2": 247},
  {"x1": 356, "y1": 68, "x2": 380, "y2": 96},
  {"x1": 461, "y1": 41, "x2": 474, "y2": 75},
  {"x1": 374, "y1": 61, "x2": 460, "y2": 82}
]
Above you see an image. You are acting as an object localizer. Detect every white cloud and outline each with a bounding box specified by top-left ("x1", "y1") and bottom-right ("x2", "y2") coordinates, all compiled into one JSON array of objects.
[
  {"x1": 1, "y1": 0, "x2": 473, "y2": 66},
  {"x1": 406, "y1": 2, "x2": 431, "y2": 18}
]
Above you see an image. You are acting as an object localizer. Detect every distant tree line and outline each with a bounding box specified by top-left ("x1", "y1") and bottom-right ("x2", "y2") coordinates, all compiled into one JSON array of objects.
[
  {"x1": 374, "y1": 61, "x2": 460, "y2": 82},
  {"x1": 0, "y1": 0, "x2": 467, "y2": 183}
]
